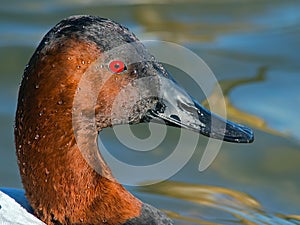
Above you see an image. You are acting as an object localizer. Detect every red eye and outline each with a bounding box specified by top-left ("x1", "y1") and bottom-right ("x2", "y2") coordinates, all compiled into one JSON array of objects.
[{"x1": 109, "y1": 60, "x2": 126, "y2": 74}]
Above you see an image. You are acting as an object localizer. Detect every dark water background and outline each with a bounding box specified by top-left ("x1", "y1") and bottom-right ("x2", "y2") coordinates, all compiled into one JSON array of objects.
[{"x1": 1, "y1": 1, "x2": 300, "y2": 224}]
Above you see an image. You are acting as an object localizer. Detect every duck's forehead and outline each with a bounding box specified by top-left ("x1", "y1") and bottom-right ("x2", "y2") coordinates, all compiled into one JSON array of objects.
[
  {"x1": 47, "y1": 15, "x2": 140, "y2": 52},
  {"x1": 100, "y1": 42, "x2": 154, "y2": 67},
  {"x1": 44, "y1": 16, "x2": 162, "y2": 69},
  {"x1": 38, "y1": 15, "x2": 170, "y2": 81}
]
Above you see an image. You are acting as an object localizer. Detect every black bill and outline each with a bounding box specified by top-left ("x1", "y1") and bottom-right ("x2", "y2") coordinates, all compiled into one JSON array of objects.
[{"x1": 143, "y1": 76, "x2": 254, "y2": 143}]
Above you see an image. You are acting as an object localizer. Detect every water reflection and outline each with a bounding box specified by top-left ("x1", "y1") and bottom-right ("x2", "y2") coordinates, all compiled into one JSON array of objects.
[
  {"x1": 139, "y1": 181, "x2": 300, "y2": 225},
  {"x1": 202, "y1": 66, "x2": 282, "y2": 136},
  {"x1": 132, "y1": 4, "x2": 258, "y2": 43}
]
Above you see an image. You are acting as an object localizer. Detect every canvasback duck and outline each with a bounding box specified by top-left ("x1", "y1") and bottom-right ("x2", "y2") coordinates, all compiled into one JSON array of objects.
[{"x1": 1, "y1": 15, "x2": 254, "y2": 225}]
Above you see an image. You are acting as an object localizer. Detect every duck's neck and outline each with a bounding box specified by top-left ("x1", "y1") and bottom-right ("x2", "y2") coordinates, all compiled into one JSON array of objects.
[{"x1": 15, "y1": 39, "x2": 141, "y2": 225}]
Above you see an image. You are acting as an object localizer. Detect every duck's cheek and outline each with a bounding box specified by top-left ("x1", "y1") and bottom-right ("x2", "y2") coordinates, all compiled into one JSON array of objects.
[{"x1": 93, "y1": 74, "x2": 135, "y2": 124}]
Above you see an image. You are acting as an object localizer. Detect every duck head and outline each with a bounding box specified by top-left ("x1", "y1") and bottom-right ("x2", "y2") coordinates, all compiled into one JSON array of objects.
[
  {"x1": 15, "y1": 15, "x2": 253, "y2": 225},
  {"x1": 69, "y1": 18, "x2": 253, "y2": 144}
]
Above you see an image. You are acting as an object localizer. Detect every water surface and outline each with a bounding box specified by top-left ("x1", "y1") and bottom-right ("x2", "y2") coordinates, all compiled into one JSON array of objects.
[{"x1": 0, "y1": 1, "x2": 300, "y2": 224}]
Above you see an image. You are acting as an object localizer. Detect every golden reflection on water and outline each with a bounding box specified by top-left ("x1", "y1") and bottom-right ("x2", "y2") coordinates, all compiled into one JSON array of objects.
[
  {"x1": 202, "y1": 66, "x2": 283, "y2": 137},
  {"x1": 131, "y1": 4, "x2": 257, "y2": 43},
  {"x1": 140, "y1": 181, "x2": 300, "y2": 225}
]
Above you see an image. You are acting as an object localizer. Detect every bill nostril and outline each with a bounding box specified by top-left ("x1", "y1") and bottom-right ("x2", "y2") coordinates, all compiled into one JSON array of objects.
[{"x1": 170, "y1": 114, "x2": 180, "y2": 122}]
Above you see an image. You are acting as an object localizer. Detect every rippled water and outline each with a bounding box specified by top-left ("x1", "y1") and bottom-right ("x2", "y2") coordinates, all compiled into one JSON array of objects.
[{"x1": 1, "y1": 1, "x2": 300, "y2": 224}]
